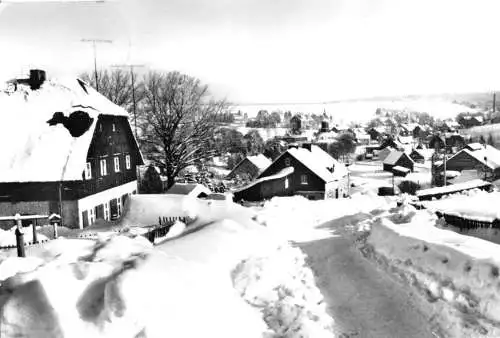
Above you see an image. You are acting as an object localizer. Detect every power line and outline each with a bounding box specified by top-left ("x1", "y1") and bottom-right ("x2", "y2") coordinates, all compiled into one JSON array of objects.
[{"x1": 81, "y1": 38, "x2": 112, "y2": 92}]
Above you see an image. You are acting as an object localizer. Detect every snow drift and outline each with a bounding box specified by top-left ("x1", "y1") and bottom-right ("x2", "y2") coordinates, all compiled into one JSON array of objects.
[{"x1": 360, "y1": 203, "x2": 500, "y2": 337}]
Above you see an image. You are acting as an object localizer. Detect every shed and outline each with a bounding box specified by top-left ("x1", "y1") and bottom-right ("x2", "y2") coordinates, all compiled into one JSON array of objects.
[
  {"x1": 408, "y1": 149, "x2": 425, "y2": 164},
  {"x1": 383, "y1": 151, "x2": 414, "y2": 172},
  {"x1": 165, "y1": 183, "x2": 211, "y2": 198},
  {"x1": 226, "y1": 154, "x2": 271, "y2": 180}
]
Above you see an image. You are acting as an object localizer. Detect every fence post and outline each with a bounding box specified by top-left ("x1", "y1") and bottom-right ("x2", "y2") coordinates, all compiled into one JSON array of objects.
[
  {"x1": 32, "y1": 219, "x2": 38, "y2": 244},
  {"x1": 53, "y1": 220, "x2": 59, "y2": 239},
  {"x1": 15, "y1": 214, "x2": 25, "y2": 258}
]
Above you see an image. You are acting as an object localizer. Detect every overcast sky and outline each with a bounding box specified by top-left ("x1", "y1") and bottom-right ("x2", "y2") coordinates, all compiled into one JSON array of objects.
[{"x1": 1, "y1": 0, "x2": 500, "y2": 103}]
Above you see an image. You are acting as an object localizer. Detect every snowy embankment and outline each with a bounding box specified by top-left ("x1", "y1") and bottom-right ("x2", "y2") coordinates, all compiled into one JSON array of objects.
[
  {"x1": 422, "y1": 189, "x2": 500, "y2": 222},
  {"x1": 0, "y1": 226, "x2": 48, "y2": 247},
  {"x1": 360, "y1": 203, "x2": 500, "y2": 337},
  {"x1": 0, "y1": 197, "x2": 335, "y2": 338}
]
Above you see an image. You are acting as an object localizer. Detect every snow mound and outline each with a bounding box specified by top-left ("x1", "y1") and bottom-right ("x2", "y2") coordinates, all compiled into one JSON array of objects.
[
  {"x1": 232, "y1": 244, "x2": 334, "y2": 337},
  {"x1": 0, "y1": 236, "x2": 269, "y2": 338}
]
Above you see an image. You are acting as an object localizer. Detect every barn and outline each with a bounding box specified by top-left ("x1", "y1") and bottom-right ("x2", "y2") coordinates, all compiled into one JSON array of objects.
[
  {"x1": 233, "y1": 144, "x2": 348, "y2": 202},
  {"x1": 383, "y1": 151, "x2": 414, "y2": 172},
  {"x1": 226, "y1": 154, "x2": 271, "y2": 180},
  {"x1": 0, "y1": 70, "x2": 143, "y2": 229}
]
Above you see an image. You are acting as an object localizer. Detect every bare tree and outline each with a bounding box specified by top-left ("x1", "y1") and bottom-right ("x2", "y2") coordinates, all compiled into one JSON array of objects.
[
  {"x1": 140, "y1": 71, "x2": 228, "y2": 189},
  {"x1": 80, "y1": 69, "x2": 144, "y2": 111}
]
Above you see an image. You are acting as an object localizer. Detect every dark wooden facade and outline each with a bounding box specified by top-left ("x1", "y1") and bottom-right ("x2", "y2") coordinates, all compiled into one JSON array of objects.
[
  {"x1": 259, "y1": 152, "x2": 326, "y2": 198},
  {"x1": 409, "y1": 149, "x2": 425, "y2": 164},
  {"x1": 383, "y1": 153, "x2": 414, "y2": 172},
  {"x1": 227, "y1": 158, "x2": 261, "y2": 180},
  {"x1": 0, "y1": 115, "x2": 142, "y2": 229},
  {"x1": 439, "y1": 151, "x2": 500, "y2": 180}
]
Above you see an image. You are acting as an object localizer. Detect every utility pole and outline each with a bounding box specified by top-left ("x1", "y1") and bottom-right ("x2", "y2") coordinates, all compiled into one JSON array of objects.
[
  {"x1": 443, "y1": 135, "x2": 447, "y2": 186},
  {"x1": 81, "y1": 38, "x2": 112, "y2": 92},
  {"x1": 111, "y1": 64, "x2": 144, "y2": 138},
  {"x1": 493, "y1": 92, "x2": 496, "y2": 114}
]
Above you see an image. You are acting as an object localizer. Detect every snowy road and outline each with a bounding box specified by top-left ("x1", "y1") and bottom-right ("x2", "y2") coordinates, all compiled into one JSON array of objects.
[{"x1": 298, "y1": 215, "x2": 443, "y2": 338}]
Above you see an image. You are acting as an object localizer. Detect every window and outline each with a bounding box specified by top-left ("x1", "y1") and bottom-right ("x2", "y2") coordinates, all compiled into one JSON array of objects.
[
  {"x1": 104, "y1": 202, "x2": 109, "y2": 221},
  {"x1": 125, "y1": 155, "x2": 131, "y2": 169},
  {"x1": 117, "y1": 197, "x2": 122, "y2": 217},
  {"x1": 112, "y1": 123, "x2": 116, "y2": 132},
  {"x1": 300, "y1": 174, "x2": 308, "y2": 185},
  {"x1": 84, "y1": 162, "x2": 92, "y2": 179},
  {"x1": 100, "y1": 159, "x2": 107, "y2": 176},
  {"x1": 285, "y1": 158, "x2": 291, "y2": 167},
  {"x1": 89, "y1": 208, "x2": 95, "y2": 225},
  {"x1": 114, "y1": 157, "x2": 120, "y2": 172},
  {"x1": 285, "y1": 178, "x2": 289, "y2": 189}
]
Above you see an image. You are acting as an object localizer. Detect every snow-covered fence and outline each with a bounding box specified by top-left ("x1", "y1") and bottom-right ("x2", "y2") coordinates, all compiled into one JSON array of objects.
[{"x1": 436, "y1": 212, "x2": 500, "y2": 230}]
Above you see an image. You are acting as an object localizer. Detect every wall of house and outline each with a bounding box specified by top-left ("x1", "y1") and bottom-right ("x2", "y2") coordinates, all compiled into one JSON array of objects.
[
  {"x1": 0, "y1": 201, "x2": 51, "y2": 229},
  {"x1": 445, "y1": 152, "x2": 484, "y2": 172},
  {"x1": 228, "y1": 159, "x2": 259, "y2": 179},
  {"x1": 395, "y1": 156, "x2": 414, "y2": 171},
  {"x1": 81, "y1": 115, "x2": 141, "y2": 199},
  {"x1": 77, "y1": 180, "x2": 138, "y2": 229},
  {"x1": 260, "y1": 152, "x2": 326, "y2": 195}
]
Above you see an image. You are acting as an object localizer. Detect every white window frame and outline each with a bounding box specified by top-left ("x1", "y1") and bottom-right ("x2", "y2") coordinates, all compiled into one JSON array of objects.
[
  {"x1": 89, "y1": 208, "x2": 95, "y2": 225},
  {"x1": 104, "y1": 202, "x2": 109, "y2": 221},
  {"x1": 285, "y1": 178, "x2": 289, "y2": 189},
  {"x1": 100, "y1": 159, "x2": 107, "y2": 176},
  {"x1": 125, "y1": 155, "x2": 131, "y2": 169},
  {"x1": 112, "y1": 123, "x2": 116, "y2": 132},
  {"x1": 300, "y1": 174, "x2": 308, "y2": 185},
  {"x1": 84, "y1": 162, "x2": 92, "y2": 179},
  {"x1": 117, "y1": 197, "x2": 122, "y2": 217},
  {"x1": 114, "y1": 156, "x2": 120, "y2": 172}
]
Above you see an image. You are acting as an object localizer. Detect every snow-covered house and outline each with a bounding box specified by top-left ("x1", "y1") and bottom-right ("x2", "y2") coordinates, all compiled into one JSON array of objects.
[
  {"x1": 438, "y1": 143, "x2": 500, "y2": 180},
  {"x1": 226, "y1": 154, "x2": 272, "y2": 180},
  {"x1": 383, "y1": 151, "x2": 414, "y2": 173},
  {"x1": 407, "y1": 149, "x2": 425, "y2": 164},
  {"x1": 0, "y1": 70, "x2": 143, "y2": 229},
  {"x1": 233, "y1": 144, "x2": 348, "y2": 201}
]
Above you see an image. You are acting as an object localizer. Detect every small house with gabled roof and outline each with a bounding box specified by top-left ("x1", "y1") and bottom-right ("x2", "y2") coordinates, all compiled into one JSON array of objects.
[
  {"x1": 383, "y1": 150, "x2": 414, "y2": 172},
  {"x1": 165, "y1": 183, "x2": 211, "y2": 198},
  {"x1": 233, "y1": 143, "x2": 348, "y2": 201},
  {"x1": 226, "y1": 154, "x2": 271, "y2": 180}
]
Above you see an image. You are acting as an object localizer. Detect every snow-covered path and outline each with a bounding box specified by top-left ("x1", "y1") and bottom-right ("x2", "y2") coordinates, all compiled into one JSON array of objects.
[{"x1": 298, "y1": 215, "x2": 443, "y2": 338}]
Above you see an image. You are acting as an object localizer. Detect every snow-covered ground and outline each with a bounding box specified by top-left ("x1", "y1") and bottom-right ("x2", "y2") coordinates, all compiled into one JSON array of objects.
[
  {"x1": 360, "y1": 202, "x2": 500, "y2": 337},
  {"x1": 0, "y1": 226, "x2": 48, "y2": 247},
  {"x1": 0, "y1": 196, "x2": 336, "y2": 338}
]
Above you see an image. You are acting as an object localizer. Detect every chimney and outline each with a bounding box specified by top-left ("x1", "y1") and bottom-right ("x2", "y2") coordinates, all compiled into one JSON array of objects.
[
  {"x1": 29, "y1": 69, "x2": 46, "y2": 90},
  {"x1": 302, "y1": 143, "x2": 312, "y2": 151}
]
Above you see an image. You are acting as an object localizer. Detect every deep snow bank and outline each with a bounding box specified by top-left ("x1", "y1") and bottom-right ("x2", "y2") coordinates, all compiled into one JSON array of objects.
[
  {"x1": 0, "y1": 197, "x2": 336, "y2": 338},
  {"x1": 256, "y1": 193, "x2": 394, "y2": 242},
  {"x1": 361, "y1": 204, "x2": 500, "y2": 337}
]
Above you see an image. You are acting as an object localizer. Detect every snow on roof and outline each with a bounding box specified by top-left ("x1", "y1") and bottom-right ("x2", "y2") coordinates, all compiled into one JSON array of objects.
[
  {"x1": 398, "y1": 135, "x2": 413, "y2": 144},
  {"x1": 383, "y1": 151, "x2": 413, "y2": 165},
  {"x1": 392, "y1": 166, "x2": 411, "y2": 173},
  {"x1": 287, "y1": 145, "x2": 347, "y2": 182},
  {"x1": 0, "y1": 76, "x2": 132, "y2": 183},
  {"x1": 449, "y1": 145, "x2": 500, "y2": 170},
  {"x1": 416, "y1": 179, "x2": 491, "y2": 198},
  {"x1": 234, "y1": 167, "x2": 294, "y2": 193},
  {"x1": 246, "y1": 154, "x2": 272, "y2": 171},
  {"x1": 166, "y1": 183, "x2": 211, "y2": 197},
  {"x1": 465, "y1": 142, "x2": 483, "y2": 151}
]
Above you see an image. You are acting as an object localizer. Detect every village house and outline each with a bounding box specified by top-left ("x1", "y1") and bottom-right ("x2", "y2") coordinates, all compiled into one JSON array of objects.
[
  {"x1": 226, "y1": 154, "x2": 271, "y2": 180},
  {"x1": 233, "y1": 144, "x2": 348, "y2": 202},
  {"x1": 383, "y1": 150, "x2": 415, "y2": 173},
  {"x1": 438, "y1": 143, "x2": 500, "y2": 181},
  {"x1": 407, "y1": 149, "x2": 425, "y2": 163},
  {"x1": 0, "y1": 70, "x2": 143, "y2": 229},
  {"x1": 399, "y1": 123, "x2": 422, "y2": 138}
]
